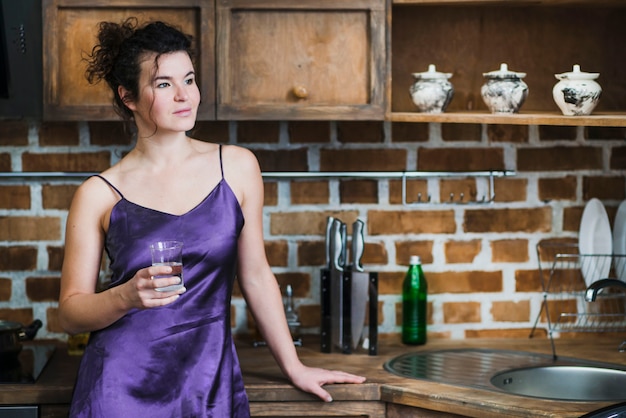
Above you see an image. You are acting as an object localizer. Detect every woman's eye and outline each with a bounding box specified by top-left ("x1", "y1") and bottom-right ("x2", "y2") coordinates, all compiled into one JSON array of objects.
[
  {"x1": 185, "y1": 77, "x2": 195, "y2": 85},
  {"x1": 157, "y1": 82, "x2": 170, "y2": 89}
]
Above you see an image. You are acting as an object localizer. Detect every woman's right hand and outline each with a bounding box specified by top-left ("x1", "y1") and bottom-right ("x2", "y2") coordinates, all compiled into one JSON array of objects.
[{"x1": 120, "y1": 265, "x2": 186, "y2": 309}]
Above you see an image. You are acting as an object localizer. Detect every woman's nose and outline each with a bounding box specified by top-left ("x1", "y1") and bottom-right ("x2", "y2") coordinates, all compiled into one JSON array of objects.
[{"x1": 175, "y1": 85, "x2": 189, "y2": 101}]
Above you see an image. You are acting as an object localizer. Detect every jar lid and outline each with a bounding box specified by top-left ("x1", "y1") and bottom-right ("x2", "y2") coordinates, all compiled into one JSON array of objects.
[
  {"x1": 483, "y1": 63, "x2": 526, "y2": 79},
  {"x1": 554, "y1": 64, "x2": 599, "y2": 81},
  {"x1": 412, "y1": 64, "x2": 452, "y2": 80}
]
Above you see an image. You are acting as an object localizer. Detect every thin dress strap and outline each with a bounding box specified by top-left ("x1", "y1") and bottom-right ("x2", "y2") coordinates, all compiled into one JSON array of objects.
[
  {"x1": 92, "y1": 174, "x2": 125, "y2": 199},
  {"x1": 218, "y1": 144, "x2": 224, "y2": 179}
]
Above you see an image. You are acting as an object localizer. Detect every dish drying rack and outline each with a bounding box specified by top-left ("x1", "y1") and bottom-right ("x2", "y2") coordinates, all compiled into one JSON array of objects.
[{"x1": 530, "y1": 242, "x2": 626, "y2": 359}]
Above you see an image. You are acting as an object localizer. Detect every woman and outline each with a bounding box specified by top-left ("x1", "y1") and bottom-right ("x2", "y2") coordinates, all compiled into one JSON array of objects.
[{"x1": 58, "y1": 18, "x2": 365, "y2": 417}]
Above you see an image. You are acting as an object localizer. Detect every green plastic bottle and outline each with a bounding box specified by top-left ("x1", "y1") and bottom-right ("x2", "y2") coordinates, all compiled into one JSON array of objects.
[{"x1": 402, "y1": 255, "x2": 427, "y2": 345}]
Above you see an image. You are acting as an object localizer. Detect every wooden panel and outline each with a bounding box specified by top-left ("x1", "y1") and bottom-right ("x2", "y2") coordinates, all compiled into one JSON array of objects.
[
  {"x1": 42, "y1": 0, "x2": 215, "y2": 120},
  {"x1": 217, "y1": 0, "x2": 388, "y2": 120}
]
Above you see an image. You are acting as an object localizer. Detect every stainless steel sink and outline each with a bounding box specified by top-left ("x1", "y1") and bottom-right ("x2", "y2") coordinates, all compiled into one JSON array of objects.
[
  {"x1": 491, "y1": 365, "x2": 626, "y2": 401},
  {"x1": 384, "y1": 348, "x2": 626, "y2": 402}
]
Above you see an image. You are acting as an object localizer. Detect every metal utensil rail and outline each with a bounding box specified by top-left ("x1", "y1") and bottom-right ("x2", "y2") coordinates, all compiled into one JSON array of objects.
[{"x1": 530, "y1": 242, "x2": 626, "y2": 358}]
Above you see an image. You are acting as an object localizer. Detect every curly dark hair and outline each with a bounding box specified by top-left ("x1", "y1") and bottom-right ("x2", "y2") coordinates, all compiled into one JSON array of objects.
[{"x1": 84, "y1": 18, "x2": 195, "y2": 122}]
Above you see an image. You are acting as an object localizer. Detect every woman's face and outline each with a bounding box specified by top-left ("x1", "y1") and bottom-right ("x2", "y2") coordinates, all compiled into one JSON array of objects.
[{"x1": 128, "y1": 51, "x2": 200, "y2": 136}]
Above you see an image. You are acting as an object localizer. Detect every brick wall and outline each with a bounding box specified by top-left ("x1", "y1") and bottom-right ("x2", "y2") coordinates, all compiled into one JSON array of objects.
[{"x1": 0, "y1": 119, "x2": 624, "y2": 342}]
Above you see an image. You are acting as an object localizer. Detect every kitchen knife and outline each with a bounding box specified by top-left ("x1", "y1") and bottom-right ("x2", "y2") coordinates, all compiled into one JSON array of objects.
[
  {"x1": 330, "y1": 218, "x2": 346, "y2": 352},
  {"x1": 350, "y1": 219, "x2": 369, "y2": 350}
]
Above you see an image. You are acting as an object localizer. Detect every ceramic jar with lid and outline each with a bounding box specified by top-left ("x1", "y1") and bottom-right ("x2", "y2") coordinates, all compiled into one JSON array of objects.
[
  {"x1": 481, "y1": 63, "x2": 528, "y2": 113},
  {"x1": 552, "y1": 64, "x2": 602, "y2": 116},
  {"x1": 409, "y1": 64, "x2": 454, "y2": 113}
]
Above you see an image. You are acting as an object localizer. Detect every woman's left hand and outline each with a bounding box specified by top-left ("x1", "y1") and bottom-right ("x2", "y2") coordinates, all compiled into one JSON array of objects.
[{"x1": 289, "y1": 366, "x2": 366, "y2": 402}]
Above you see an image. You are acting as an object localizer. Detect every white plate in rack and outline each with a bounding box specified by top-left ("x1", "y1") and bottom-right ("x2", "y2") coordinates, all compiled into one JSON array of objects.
[
  {"x1": 578, "y1": 198, "x2": 612, "y2": 284},
  {"x1": 613, "y1": 200, "x2": 626, "y2": 281}
]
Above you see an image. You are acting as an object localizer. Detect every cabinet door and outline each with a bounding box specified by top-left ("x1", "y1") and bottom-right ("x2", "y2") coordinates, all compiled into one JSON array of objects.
[
  {"x1": 42, "y1": 0, "x2": 215, "y2": 121},
  {"x1": 217, "y1": 0, "x2": 388, "y2": 120}
]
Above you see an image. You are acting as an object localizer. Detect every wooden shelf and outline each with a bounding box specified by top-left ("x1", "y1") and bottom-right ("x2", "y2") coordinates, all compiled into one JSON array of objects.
[{"x1": 390, "y1": 111, "x2": 626, "y2": 127}]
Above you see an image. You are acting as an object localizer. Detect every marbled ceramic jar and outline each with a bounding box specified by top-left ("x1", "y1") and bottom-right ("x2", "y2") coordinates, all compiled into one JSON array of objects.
[
  {"x1": 553, "y1": 64, "x2": 602, "y2": 116},
  {"x1": 481, "y1": 63, "x2": 528, "y2": 113},
  {"x1": 409, "y1": 64, "x2": 454, "y2": 113}
]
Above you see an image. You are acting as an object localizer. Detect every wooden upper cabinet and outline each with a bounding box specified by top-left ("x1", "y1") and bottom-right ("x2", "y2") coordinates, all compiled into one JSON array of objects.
[
  {"x1": 42, "y1": 0, "x2": 215, "y2": 121},
  {"x1": 216, "y1": 0, "x2": 388, "y2": 120}
]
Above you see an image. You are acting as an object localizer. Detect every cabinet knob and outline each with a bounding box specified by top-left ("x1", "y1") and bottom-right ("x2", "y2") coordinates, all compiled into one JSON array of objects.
[{"x1": 292, "y1": 85, "x2": 308, "y2": 99}]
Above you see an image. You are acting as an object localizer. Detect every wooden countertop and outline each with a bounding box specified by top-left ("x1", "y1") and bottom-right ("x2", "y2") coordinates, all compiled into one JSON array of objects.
[{"x1": 2, "y1": 336, "x2": 626, "y2": 417}]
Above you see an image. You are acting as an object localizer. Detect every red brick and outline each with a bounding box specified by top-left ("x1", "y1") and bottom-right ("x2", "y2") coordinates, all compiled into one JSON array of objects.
[
  {"x1": 265, "y1": 241, "x2": 288, "y2": 267},
  {"x1": 26, "y1": 276, "x2": 60, "y2": 302},
  {"x1": 22, "y1": 152, "x2": 111, "y2": 172},
  {"x1": 486, "y1": 124, "x2": 528, "y2": 143},
  {"x1": 340, "y1": 180, "x2": 378, "y2": 204},
  {"x1": 0, "y1": 246, "x2": 38, "y2": 271},
  {"x1": 0, "y1": 154, "x2": 10, "y2": 171},
  {"x1": 491, "y1": 300, "x2": 530, "y2": 322},
  {"x1": 47, "y1": 246, "x2": 65, "y2": 271},
  {"x1": 611, "y1": 146, "x2": 626, "y2": 170},
  {"x1": 493, "y1": 178, "x2": 527, "y2": 202},
  {"x1": 297, "y1": 240, "x2": 325, "y2": 266},
  {"x1": 563, "y1": 206, "x2": 583, "y2": 232},
  {"x1": 46, "y1": 307, "x2": 63, "y2": 333},
  {"x1": 0, "y1": 278, "x2": 11, "y2": 301},
  {"x1": 0, "y1": 120, "x2": 29, "y2": 145},
  {"x1": 515, "y1": 269, "x2": 542, "y2": 292},
  {"x1": 538, "y1": 176, "x2": 577, "y2": 201},
  {"x1": 445, "y1": 240, "x2": 481, "y2": 263},
  {"x1": 0, "y1": 185, "x2": 30, "y2": 209},
  {"x1": 189, "y1": 121, "x2": 230, "y2": 143},
  {"x1": 254, "y1": 149, "x2": 308, "y2": 172},
  {"x1": 320, "y1": 149, "x2": 407, "y2": 172},
  {"x1": 390, "y1": 122, "x2": 429, "y2": 143},
  {"x1": 291, "y1": 181, "x2": 329, "y2": 204},
  {"x1": 263, "y1": 182, "x2": 278, "y2": 206},
  {"x1": 42, "y1": 184, "x2": 79, "y2": 210},
  {"x1": 418, "y1": 148, "x2": 504, "y2": 171},
  {"x1": 88, "y1": 121, "x2": 133, "y2": 146},
  {"x1": 362, "y1": 242, "x2": 388, "y2": 266},
  {"x1": 288, "y1": 121, "x2": 331, "y2": 143},
  {"x1": 429, "y1": 271, "x2": 502, "y2": 293},
  {"x1": 237, "y1": 121, "x2": 280, "y2": 143},
  {"x1": 369, "y1": 209, "x2": 456, "y2": 235},
  {"x1": 491, "y1": 239, "x2": 529, "y2": 263},
  {"x1": 0, "y1": 308, "x2": 33, "y2": 325},
  {"x1": 378, "y1": 271, "x2": 403, "y2": 295},
  {"x1": 464, "y1": 207, "x2": 551, "y2": 233},
  {"x1": 443, "y1": 301, "x2": 481, "y2": 323},
  {"x1": 395, "y1": 241, "x2": 434, "y2": 265},
  {"x1": 586, "y1": 126, "x2": 626, "y2": 140},
  {"x1": 38, "y1": 122, "x2": 79, "y2": 146},
  {"x1": 517, "y1": 146, "x2": 602, "y2": 171},
  {"x1": 337, "y1": 121, "x2": 385, "y2": 143},
  {"x1": 583, "y1": 176, "x2": 625, "y2": 200},
  {"x1": 539, "y1": 125, "x2": 577, "y2": 141},
  {"x1": 442, "y1": 123, "x2": 482, "y2": 142},
  {"x1": 0, "y1": 217, "x2": 61, "y2": 241}
]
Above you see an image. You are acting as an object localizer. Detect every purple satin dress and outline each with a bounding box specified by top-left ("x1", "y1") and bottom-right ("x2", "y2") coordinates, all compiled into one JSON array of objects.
[{"x1": 70, "y1": 147, "x2": 250, "y2": 417}]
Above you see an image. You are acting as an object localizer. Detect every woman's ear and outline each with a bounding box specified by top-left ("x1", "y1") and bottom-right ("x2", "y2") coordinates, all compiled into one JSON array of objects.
[{"x1": 118, "y1": 85, "x2": 136, "y2": 111}]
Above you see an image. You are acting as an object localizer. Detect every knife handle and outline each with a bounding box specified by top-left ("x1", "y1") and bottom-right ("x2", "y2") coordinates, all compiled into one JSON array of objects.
[
  {"x1": 325, "y1": 216, "x2": 334, "y2": 269},
  {"x1": 352, "y1": 219, "x2": 365, "y2": 272},
  {"x1": 340, "y1": 222, "x2": 348, "y2": 269},
  {"x1": 331, "y1": 219, "x2": 343, "y2": 272}
]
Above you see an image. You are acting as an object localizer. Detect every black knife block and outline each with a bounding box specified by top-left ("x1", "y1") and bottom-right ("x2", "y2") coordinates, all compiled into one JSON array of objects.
[{"x1": 320, "y1": 268, "x2": 378, "y2": 355}]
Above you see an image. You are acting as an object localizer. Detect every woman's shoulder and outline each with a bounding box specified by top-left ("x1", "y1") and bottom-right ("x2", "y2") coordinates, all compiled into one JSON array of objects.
[{"x1": 220, "y1": 144, "x2": 260, "y2": 172}]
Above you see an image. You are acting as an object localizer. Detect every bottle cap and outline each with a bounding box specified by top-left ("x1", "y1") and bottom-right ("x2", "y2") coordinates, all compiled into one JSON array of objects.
[{"x1": 410, "y1": 255, "x2": 421, "y2": 265}]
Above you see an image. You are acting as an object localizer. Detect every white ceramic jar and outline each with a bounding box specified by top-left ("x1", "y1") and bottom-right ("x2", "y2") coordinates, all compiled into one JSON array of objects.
[
  {"x1": 481, "y1": 63, "x2": 528, "y2": 113},
  {"x1": 553, "y1": 64, "x2": 602, "y2": 116},
  {"x1": 409, "y1": 64, "x2": 454, "y2": 113}
]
